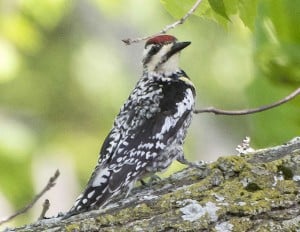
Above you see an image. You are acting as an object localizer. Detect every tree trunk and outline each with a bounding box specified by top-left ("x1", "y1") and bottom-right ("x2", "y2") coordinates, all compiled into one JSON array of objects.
[{"x1": 10, "y1": 137, "x2": 300, "y2": 231}]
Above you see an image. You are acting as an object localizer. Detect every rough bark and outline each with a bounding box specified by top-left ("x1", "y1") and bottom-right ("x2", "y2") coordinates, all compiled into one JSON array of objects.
[{"x1": 8, "y1": 137, "x2": 300, "y2": 232}]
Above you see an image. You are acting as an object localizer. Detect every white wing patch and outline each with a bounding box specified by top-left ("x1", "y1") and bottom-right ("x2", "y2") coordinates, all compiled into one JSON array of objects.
[
  {"x1": 87, "y1": 190, "x2": 95, "y2": 199},
  {"x1": 156, "y1": 88, "x2": 194, "y2": 139},
  {"x1": 161, "y1": 117, "x2": 173, "y2": 133},
  {"x1": 175, "y1": 88, "x2": 194, "y2": 117},
  {"x1": 138, "y1": 143, "x2": 154, "y2": 150},
  {"x1": 92, "y1": 168, "x2": 110, "y2": 187},
  {"x1": 155, "y1": 141, "x2": 166, "y2": 149}
]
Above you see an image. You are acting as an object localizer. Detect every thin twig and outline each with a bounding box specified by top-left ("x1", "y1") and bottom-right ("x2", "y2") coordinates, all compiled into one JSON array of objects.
[
  {"x1": 122, "y1": 0, "x2": 203, "y2": 45},
  {"x1": 0, "y1": 170, "x2": 60, "y2": 226},
  {"x1": 194, "y1": 88, "x2": 300, "y2": 115},
  {"x1": 38, "y1": 199, "x2": 50, "y2": 220}
]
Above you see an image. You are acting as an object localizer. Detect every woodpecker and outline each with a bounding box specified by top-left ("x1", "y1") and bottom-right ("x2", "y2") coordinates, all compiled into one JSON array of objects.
[{"x1": 65, "y1": 35, "x2": 196, "y2": 217}]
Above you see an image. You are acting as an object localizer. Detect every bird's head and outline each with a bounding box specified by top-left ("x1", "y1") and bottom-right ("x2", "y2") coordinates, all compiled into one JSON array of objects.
[{"x1": 142, "y1": 35, "x2": 191, "y2": 73}]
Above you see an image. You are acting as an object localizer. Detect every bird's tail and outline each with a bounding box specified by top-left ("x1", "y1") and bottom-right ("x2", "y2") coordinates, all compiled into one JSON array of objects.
[
  {"x1": 63, "y1": 163, "x2": 141, "y2": 219},
  {"x1": 63, "y1": 167, "x2": 112, "y2": 219}
]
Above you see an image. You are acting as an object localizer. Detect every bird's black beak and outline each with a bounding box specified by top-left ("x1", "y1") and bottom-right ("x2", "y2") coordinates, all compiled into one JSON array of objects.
[
  {"x1": 172, "y1": 41, "x2": 191, "y2": 53},
  {"x1": 165, "y1": 41, "x2": 191, "y2": 60}
]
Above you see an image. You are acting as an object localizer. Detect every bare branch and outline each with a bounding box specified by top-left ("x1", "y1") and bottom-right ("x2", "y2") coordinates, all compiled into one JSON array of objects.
[
  {"x1": 194, "y1": 88, "x2": 300, "y2": 115},
  {"x1": 0, "y1": 170, "x2": 60, "y2": 226},
  {"x1": 122, "y1": 0, "x2": 203, "y2": 45},
  {"x1": 38, "y1": 199, "x2": 50, "y2": 220}
]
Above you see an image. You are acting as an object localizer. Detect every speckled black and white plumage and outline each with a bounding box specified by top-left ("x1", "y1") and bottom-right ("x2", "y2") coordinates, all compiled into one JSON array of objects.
[{"x1": 65, "y1": 35, "x2": 195, "y2": 217}]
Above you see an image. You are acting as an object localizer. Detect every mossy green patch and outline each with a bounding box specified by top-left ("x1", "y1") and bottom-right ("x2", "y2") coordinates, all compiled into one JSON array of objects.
[
  {"x1": 277, "y1": 165, "x2": 294, "y2": 180},
  {"x1": 244, "y1": 182, "x2": 262, "y2": 192},
  {"x1": 97, "y1": 203, "x2": 153, "y2": 226},
  {"x1": 213, "y1": 155, "x2": 249, "y2": 174},
  {"x1": 65, "y1": 223, "x2": 80, "y2": 232},
  {"x1": 96, "y1": 214, "x2": 116, "y2": 226},
  {"x1": 227, "y1": 218, "x2": 252, "y2": 231}
]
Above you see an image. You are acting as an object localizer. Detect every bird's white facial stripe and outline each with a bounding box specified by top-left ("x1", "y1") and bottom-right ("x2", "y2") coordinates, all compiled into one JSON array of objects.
[
  {"x1": 158, "y1": 53, "x2": 180, "y2": 72},
  {"x1": 143, "y1": 43, "x2": 179, "y2": 72}
]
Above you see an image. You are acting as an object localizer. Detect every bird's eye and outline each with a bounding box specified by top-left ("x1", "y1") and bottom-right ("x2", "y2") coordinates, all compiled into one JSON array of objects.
[
  {"x1": 142, "y1": 44, "x2": 162, "y2": 65},
  {"x1": 152, "y1": 45, "x2": 161, "y2": 52},
  {"x1": 149, "y1": 45, "x2": 161, "y2": 56}
]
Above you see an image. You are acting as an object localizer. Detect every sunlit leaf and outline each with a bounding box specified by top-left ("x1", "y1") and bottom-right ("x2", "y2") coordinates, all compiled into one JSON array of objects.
[
  {"x1": 238, "y1": 0, "x2": 258, "y2": 29},
  {"x1": 161, "y1": 0, "x2": 196, "y2": 18},
  {"x1": 161, "y1": 0, "x2": 229, "y2": 27},
  {"x1": 208, "y1": 0, "x2": 229, "y2": 20},
  {"x1": 223, "y1": 0, "x2": 239, "y2": 15}
]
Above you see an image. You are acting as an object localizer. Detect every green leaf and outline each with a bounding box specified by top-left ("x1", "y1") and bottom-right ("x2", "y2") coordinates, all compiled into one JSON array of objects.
[
  {"x1": 223, "y1": 0, "x2": 239, "y2": 15},
  {"x1": 161, "y1": 0, "x2": 259, "y2": 29},
  {"x1": 193, "y1": 0, "x2": 229, "y2": 27},
  {"x1": 161, "y1": 0, "x2": 196, "y2": 18},
  {"x1": 208, "y1": 0, "x2": 230, "y2": 20},
  {"x1": 238, "y1": 0, "x2": 259, "y2": 29},
  {"x1": 161, "y1": 0, "x2": 220, "y2": 24}
]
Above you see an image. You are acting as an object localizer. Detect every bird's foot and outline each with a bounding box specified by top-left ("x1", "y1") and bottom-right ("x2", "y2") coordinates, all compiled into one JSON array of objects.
[{"x1": 177, "y1": 156, "x2": 207, "y2": 169}]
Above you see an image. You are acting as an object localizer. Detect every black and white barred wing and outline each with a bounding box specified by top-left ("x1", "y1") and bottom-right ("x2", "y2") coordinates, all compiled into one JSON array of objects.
[{"x1": 114, "y1": 80, "x2": 195, "y2": 170}]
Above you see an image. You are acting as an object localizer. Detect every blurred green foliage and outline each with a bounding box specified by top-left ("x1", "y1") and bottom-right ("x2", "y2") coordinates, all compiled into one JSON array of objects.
[{"x1": 0, "y1": 0, "x2": 299, "y2": 226}]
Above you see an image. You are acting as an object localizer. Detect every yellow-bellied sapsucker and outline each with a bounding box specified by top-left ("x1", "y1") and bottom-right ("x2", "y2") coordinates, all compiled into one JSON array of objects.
[{"x1": 65, "y1": 35, "x2": 195, "y2": 217}]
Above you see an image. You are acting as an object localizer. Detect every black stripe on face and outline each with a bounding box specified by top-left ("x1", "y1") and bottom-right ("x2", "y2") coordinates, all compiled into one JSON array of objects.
[{"x1": 143, "y1": 44, "x2": 162, "y2": 65}]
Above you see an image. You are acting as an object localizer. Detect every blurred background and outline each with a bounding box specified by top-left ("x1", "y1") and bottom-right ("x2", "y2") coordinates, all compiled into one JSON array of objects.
[{"x1": 0, "y1": 0, "x2": 299, "y2": 227}]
